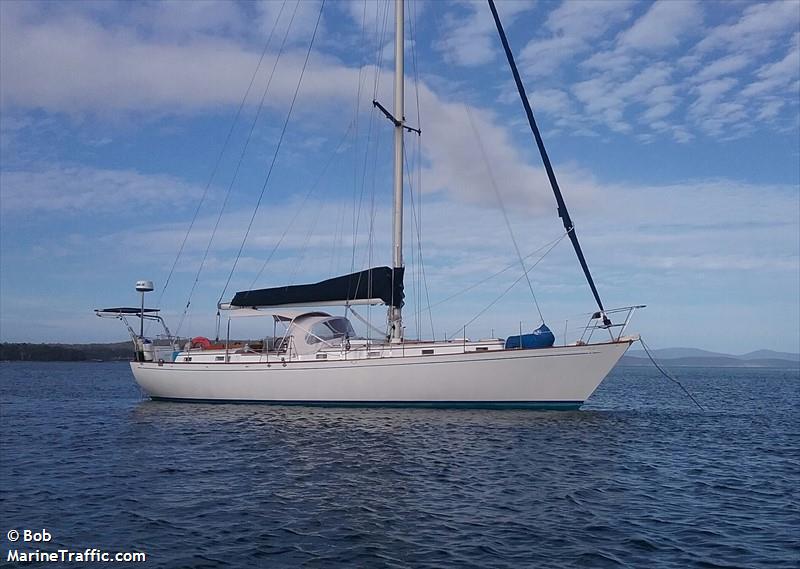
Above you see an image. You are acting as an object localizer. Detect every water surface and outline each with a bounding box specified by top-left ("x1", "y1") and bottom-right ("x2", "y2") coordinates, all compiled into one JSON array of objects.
[{"x1": 1, "y1": 362, "x2": 798, "y2": 568}]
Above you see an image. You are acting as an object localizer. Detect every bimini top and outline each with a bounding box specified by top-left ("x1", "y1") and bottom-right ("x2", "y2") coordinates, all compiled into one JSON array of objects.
[
  {"x1": 229, "y1": 266, "x2": 404, "y2": 309},
  {"x1": 221, "y1": 307, "x2": 331, "y2": 321},
  {"x1": 95, "y1": 307, "x2": 160, "y2": 315}
]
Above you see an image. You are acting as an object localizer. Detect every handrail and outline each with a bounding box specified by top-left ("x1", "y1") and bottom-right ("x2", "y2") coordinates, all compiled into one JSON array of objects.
[{"x1": 579, "y1": 305, "x2": 645, "y2": 344}]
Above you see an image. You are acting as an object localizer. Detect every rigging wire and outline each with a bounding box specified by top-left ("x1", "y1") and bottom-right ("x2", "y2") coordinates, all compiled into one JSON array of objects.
[
  {"x1": 370, "y1": 0, "x2": 393, "y2": 108},
  {"x1": 218, "y1": 0, "x2": 327, "y2": 306},
  {"x1": 404, "y1": 146, "x2": 435, "y2": 341},
  {"x1": 349, "y1": 0, "x2": 390, "y2": 276},
  {"x1": 464, "y1": 105, "x2": 545, "y2": 324},
  {"x1": 345, "y1": 0, "x2": 391, "y2": 337},
  {"x1": 351, "y1": 116, "x2": 388, "y2": 339},
  {"x1": 332, "y1": 1, "x2": 375, "y2": 281},
  {"x1": 364, "y1": 2, "x2": 392, "y2": 334},
  {"x1": 404, "y1": 0, "x2": 419, "y2": 338},
  {"x1": 346, "y1": 0, "x2": 386, "y2": 274},
  {"x1": 154, "y1": 0, "x2": 288, "y2": 310},
  {"x1": 175, "y1": 0, "x2": 298, "y2": 335},
  {"x1": 366, "y1": 127, "x2": 380, "y2": 337},
  {"x1": 406, "y1": 0, "x2": 434, "y2": 340},
  {"x1": 247, "y1": 119, "x2": 356, "y2": 289},
  {"x1": 328, "y1": 190, "x2": 348, "y2": 277},
  {"x1": 419, "y1": 230, "x2": 570, "y2": 318},
  {"x1": 447, "y1": 230, "x2": 569, "y2": 340},
  {"x1": 640, "y1": 337, "x2": 705, "y2": 411},
  {"x1": 348, "y1": 306, "x2": 388, "y2": 337},
  {"x1": 349, "y1": 0, "x2": 369, "y2": 272},
  {"x1": 288, "y1": 160, "x2": 336, "y2": 285}
]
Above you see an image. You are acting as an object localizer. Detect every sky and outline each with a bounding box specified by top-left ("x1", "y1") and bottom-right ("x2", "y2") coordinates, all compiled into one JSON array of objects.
[{"x1": 1, "y1": 0, "x2": 798, "y2": 354}]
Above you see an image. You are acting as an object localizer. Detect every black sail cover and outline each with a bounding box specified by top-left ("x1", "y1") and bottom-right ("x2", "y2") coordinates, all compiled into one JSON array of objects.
[{"x1": 230, "y1": 267, "x2": 404, "y2": 308}]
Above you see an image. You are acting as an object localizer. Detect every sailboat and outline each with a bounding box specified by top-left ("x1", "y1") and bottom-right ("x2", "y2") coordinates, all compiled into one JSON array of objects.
[{"x1": 96, "y1": 0, "x2": 643, "y2": 409}]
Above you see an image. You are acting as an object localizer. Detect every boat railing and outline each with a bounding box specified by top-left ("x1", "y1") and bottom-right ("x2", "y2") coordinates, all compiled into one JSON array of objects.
[
  {"x1": 579, "y1": 305, "x2": 646, "y2": 344},
  {"x1": 95, "y1": 309, "x2": 183, "y2": 358},
  {"x1": 151, "y1": 335, "x2": 185, "y2": 350}
]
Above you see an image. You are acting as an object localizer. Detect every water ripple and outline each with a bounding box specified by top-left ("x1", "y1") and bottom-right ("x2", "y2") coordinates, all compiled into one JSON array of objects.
[{"x1": 1, "y1": 362, "x2": 798, "y2": 568}]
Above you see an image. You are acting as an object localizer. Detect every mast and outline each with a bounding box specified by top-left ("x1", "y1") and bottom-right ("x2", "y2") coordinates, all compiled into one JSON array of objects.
[
  {"x1": 390, "y1": 0, "x2": 405, "y2": 341},
  {"x1": 487, "y1": 0, "x2": 607, "y2": 316}
]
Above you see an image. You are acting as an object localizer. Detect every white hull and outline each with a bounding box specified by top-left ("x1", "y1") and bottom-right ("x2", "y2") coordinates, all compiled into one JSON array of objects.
[{"x1": 131, "y1": 339, "x2": 633, "y2": 409}]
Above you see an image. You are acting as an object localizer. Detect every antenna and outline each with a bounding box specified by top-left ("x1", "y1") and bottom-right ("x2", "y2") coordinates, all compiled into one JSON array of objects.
[{"x1": 135, "y1": 280, "x2": 154, "y2": 338}]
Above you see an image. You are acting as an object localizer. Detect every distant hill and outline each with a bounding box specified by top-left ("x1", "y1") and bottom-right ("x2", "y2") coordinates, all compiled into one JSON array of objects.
[
  {"x1": 739, "y1": 349, "x2": 800, "y2": 362},
  {"x1": 0, "y1": 342, "x2": 133, "y2": 362},
  {"x1": 620, "y1": 355, "x2": 799, "y2": 369},
  {"x1": 622, "y1": 346, "x2": 799, "y2": 369},
  {"x1": 628, "y1": 347, "x2": 729, "y2": 359}
]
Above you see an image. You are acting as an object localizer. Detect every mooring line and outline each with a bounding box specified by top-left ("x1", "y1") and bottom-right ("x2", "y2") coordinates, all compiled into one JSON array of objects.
[{"x1": 640, "y1": 337, "x2": 705, "y2": 411}]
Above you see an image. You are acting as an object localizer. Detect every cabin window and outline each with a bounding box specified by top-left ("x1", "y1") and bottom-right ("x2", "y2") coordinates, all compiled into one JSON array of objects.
[
  {"x1": 368, "y1": 351, "x2": 381, "y2": 357},
  {"x1": 327, "y1": 317, "x2": 356, "y2": 337},
  {"x1": 476, "y1": 347, "x2": 489, "y2": 352},
  {"x1": 306, "y1": 317, "x2": 357, "y2": 345},
  {"x1": 316, "y1": 353, "x2": 328, "y2": 360},
  {"x1": 183, "y1": 356, "x2": 192, "y2": 362},
  {"x1": 215, "y1": 355, "x2": 225, "y2": 361},
  {"x1": 421, "y1": 349, "x2": 434, "y2": 355}
]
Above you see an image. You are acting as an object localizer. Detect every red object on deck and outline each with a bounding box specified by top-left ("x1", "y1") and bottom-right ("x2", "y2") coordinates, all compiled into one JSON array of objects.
[{"x1": 191, "y1": 336, "x2": 212, "y2": 350}]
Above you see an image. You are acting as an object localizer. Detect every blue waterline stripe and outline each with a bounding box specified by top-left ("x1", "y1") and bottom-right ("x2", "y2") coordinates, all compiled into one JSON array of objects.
[{"x1": 148, "y1": 398, "x2": 583, "y2": 410}]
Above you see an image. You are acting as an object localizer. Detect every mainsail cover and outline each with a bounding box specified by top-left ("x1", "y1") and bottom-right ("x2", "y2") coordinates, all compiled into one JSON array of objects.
[{"x1": 230, "y1": 267, "x2": 404, "y2": 309}]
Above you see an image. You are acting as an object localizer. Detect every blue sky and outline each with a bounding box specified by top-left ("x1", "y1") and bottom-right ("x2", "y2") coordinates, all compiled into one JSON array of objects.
[{"x1": 1, "y1": 0, "x2": 798, "y2": 353}]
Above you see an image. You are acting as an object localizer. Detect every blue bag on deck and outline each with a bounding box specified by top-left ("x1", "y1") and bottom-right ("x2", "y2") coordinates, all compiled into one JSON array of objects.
[{"x1": 504, "y1": 324, "x2": 556, "y2": 350}]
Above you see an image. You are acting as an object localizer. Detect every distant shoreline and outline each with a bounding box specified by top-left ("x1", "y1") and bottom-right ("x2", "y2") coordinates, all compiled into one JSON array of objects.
[
  {"x1": 0, "y1": 342, "x2": 133, "y2": 362},
  {"x1": 2, "y1": 342, "x2": 797, "y2": 368}
]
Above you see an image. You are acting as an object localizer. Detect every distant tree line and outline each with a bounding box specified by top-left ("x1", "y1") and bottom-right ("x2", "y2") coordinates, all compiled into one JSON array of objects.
[{"x1": 0, "y1": 342, "x2": 134, "y2": 362}]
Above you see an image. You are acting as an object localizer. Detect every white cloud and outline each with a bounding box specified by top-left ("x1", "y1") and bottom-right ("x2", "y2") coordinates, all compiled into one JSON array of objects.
[
  {"x1": 688, "y1": 78, "x2": 745, "y2": 136},
  {"x1": 680, "y1": 29, "x2": 800, "y2": 138},
  {"x1": 528, "y1": 88, "x2": 573, "y2": 117},
  {"x1": 0, "y1": 166, "x2": 201, "y2": 213},
  {"x1": 740, "y1": 32, "x2": 800, "y2": 99},
  {"x1": 435, "y1": 0, "x2": 535, "y2": 67},
  {"x1": 342, "y1": 0, "x2": 379, "y2": 28},
  {"x1": 73, "y1": 169, "x2": 798, "y2": 287},
  {"x1": 544, "y1": 0, "x2": 633, "y2": 43},
  {"x1": 0, "y1": 0, "x2": 604, "y2": 219},
  {"x1": 691, "y1": 77, "x2": 738, "y2": 114},
  {"x1": 617, "y1": 0, "x2": 703, "y2": 52},
  {"x1": 3, "y1": 0, "x2": 797, "y2": 150},
  {"x1": 678, "y1": 4, "x2": 799, "y2": 138},
  {"x1": 693, "y1": 54, "x2": 750, "y2": 83},
  {"x1": 642, "y1": 100, "x2": 673, "y2": 122},
  {"x1": 417, "y1": 88, "x2": 601, "y2": 211},
  {"x1": 521, "y1": 1, "x2": 799, "y2": 142},
  {"x1": 696, "y1": 1, "x2": 800, "y2": 56},
  {"x1": 581, "y1": 49, "x2": 635, "y2": 75},
  {"x1": 0, "y1": 0, "x2": 342, "y2": 114},
  {"x1": 571, "y1": 62, "x2": 675, "y2": 133},
  {"x1": 129, "y1": 0, "x2": 248, "y2": 39},
  {"x1": 25, "y1": 172, "x2": 794, "y2": 344},
  {"x1": 756, "y1": 99, "x2": 785, "y2": 121},
  {"x1": 0, "y1": 6, "x2": 252, "y2": 112},
  {"x1": 520, "y1": 0, "x2": 635, "y2": 77},
  {"x1": 255, "y1": 0, "x2": 325, "y2": 46}
]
